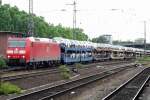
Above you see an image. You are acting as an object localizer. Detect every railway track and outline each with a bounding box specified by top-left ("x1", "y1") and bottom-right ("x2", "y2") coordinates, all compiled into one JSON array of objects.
[
  {"x1": 134, "y1": 76, "x2": 150, "y2": 100},
  {"x1": 8, "y1": 63, "x2": 136, "y2": 100},
  {"x1": 1, "y1": 60, "x2": 133, "y2": 73},
  {"x1": 2, "y1": 61, "x2": 132, "y2": 82},
  {"x1": 102, "y1": 67, "x2": 150, "y2": 100},
  {"x1": 2, "y1": 68, "x2": 58, "y2": 81}
]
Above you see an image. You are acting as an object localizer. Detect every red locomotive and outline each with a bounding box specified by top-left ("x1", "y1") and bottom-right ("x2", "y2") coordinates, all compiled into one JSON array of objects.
[{"x1": 6, "y1": 37, "x2": 61, "y2": 66}]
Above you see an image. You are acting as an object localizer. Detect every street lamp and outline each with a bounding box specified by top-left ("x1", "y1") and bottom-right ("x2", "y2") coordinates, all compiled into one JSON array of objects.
[
  {"x1": 107, "y1": 9, "x2": 125, "y2": 41},
  {"x1": 144, "y1": 21, "x2": 146, "y2": 55},
  {"x1": 110, "y1": 9, "x2": 147, "y2": 53}
]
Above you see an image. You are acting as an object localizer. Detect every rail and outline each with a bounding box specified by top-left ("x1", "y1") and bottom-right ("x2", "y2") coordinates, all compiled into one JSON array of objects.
[
  {"x1": 8, "y1": 63, "x2": 135, "y2": 100},
  {"x1": 102, "y1": 67, "x2": 150, "y2": 100},
  {"x1": 2, "y1": 61, "x2": 131, "y2": 81}
]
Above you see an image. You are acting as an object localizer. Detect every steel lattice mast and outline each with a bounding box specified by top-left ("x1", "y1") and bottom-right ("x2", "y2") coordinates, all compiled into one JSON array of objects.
[
  {"x1": 28, "y1": 0, "x2": 34, "y2": 36},
  {"x1": 73, "y1": 1, "x2": 77, "y2": 40},
  {"x1": 66, "y1": 0, "x2": 77, "y2": 40}
]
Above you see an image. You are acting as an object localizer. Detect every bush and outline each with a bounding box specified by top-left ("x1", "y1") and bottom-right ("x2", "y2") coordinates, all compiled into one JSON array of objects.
[
  {"x1": 60, "y1": 72, "x2": 70, "y2": 79},
  {"x1": 0, "y1": 82, "x2": 21, "y2": 95},
  {"x1": 59, "y1": 65, "x2": 70, "y2": 73},
  {"x1": 74, "y1": 63, "x2": 83, "y2": 69},
  {"x1": 59, "y1": 65, "x2": 71, "y2": 79},
  {"x1": 0, "y1": 57, "x2": 7, "y2": 68}
]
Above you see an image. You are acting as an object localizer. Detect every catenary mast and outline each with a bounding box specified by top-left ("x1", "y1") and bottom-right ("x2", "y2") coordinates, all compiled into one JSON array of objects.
[
  {"x1": 0, "y1": 0, "x2": 2, "y2": 5},
  {"x1": 66, "y1": 0, "x2": 77, "y2": 39},
  {"x1": 28, "y1": 0, "x2": 34, "y2": 36}
]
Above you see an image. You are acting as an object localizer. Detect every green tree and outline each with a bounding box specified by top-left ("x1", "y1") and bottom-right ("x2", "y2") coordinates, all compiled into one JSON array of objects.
[
  {"x1": 0, "y1": 4, "x2": 88, "y2": 41},
  {"x1": 0, "y1": 4, "x2": 12, "y2": 31}
]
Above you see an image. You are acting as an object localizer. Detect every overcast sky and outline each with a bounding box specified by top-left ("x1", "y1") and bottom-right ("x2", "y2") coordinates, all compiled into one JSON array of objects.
[{"x1": 3, "y1": 0, "x2": 150, "y2": 42}]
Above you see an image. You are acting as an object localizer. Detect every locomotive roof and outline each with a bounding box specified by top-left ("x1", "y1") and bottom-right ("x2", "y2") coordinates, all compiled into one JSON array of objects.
[
  {"x1": 8, "y1": 37, "x2": 26, "y2": 41},
  {"x1": 29, "y1": 37, "x2": 53, "y2": 42}
]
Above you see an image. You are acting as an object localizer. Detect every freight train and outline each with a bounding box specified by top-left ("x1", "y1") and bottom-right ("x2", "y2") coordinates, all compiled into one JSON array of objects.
[{"x1": 6, "y1": 37, "x2": 144, "y2": 67}]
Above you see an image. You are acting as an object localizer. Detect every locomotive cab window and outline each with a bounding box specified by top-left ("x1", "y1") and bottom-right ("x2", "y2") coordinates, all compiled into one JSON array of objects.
[{"x1": 8, "y1": 40, "x2": 26, "y2": 47}]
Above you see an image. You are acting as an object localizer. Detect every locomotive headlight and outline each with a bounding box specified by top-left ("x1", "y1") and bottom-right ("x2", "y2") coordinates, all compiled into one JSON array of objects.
[
  {"x1": 7, "y1": 50, "x2": 13, "y2": 54},
  {"x1": 22, "y1": 55, "x2": 25, "y2": 58},
  {"x1": 7, "y1": 55, "x2": 10, "y2": 58},
  {"x1": 19, "y1": 50, "x2": 26, "y2": 54}
]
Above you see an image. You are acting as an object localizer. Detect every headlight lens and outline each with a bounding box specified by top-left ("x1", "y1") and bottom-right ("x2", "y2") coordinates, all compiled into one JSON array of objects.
[
  {"x1": 19, "y1": 50, "x2": 26, "y2": 54},
  {"x1": 7, "y1": 50, "x2": 13, "y2": 54}
]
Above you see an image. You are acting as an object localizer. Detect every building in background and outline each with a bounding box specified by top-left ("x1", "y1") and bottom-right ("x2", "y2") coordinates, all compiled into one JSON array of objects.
[
  {"x1": 134, "y1": 38, "x2": 144, "y2": 44},
  {"x1": 0, "y1": 31, "x2": 25, "y2": 58}
]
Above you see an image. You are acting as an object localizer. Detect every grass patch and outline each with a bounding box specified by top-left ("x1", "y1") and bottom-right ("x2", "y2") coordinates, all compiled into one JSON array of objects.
[
  {"x1": 74, "y1": 63, "x2": 83, "y2": 69},
  {"x1": 0, "y1": 82, "x2": 21, "y2": 95},
  {"x1": 141, "y1": 56, "x2": 150, "y2": 61},
  {"x1": 0, "y1": 57, "x2": 7, "y2": 68},
  {"x1": 59, "y1": 65, "x2": 71, "y2": 79},
  {"x1": 136, "y1": 56, "x2": 150, "y2": 64},
  {"x1": 60, "y1": 72, "x2": 70, "y2": 79}
]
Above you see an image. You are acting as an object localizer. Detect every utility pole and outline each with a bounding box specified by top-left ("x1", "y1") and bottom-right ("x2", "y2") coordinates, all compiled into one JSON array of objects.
[
  {"x1": 144, "y1": 21, "x2": 146, "y2": 55},
  {"x1": 66, "y1": 0, "x2": 77, "y2": 40},
  {"x1": 28, "y1": 0, "x2": 34, "y2": 36},
  {"x1": 0, "y1": 0, "x2": 2, "y2": 5}
]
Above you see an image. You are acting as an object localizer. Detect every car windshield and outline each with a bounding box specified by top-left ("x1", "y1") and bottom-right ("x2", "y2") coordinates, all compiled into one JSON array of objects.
[{"x1": 8, "y1": 40, "x2": 26, "y2": 47}]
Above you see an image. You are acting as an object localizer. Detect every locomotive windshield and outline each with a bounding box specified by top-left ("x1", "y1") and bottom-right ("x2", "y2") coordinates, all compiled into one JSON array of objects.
[{"x1": 8, "y1": 40, "x2": 26, "y2": 47}]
